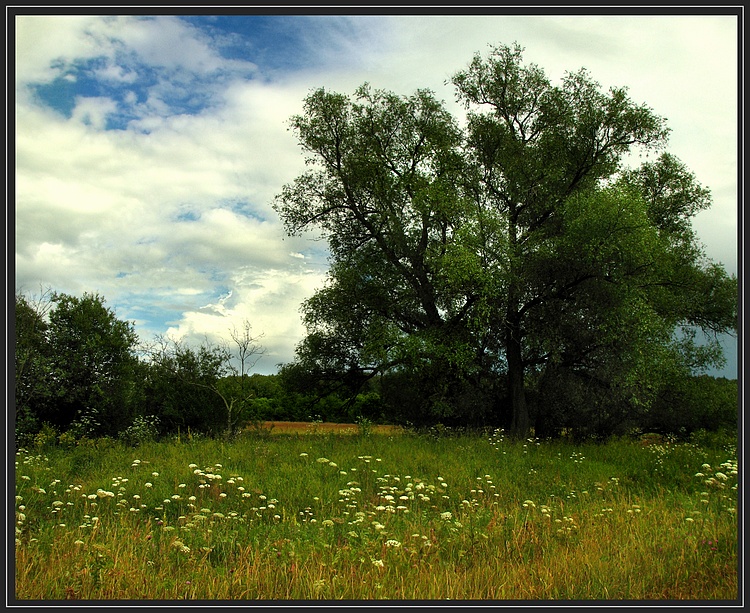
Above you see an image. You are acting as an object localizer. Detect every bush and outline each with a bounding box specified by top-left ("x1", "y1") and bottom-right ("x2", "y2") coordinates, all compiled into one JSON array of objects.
[
  {"x1": 32, "y1": 423, "x2": 58, "y2": 450},
  {"x1": 119, "y1": 415, "x2": 161, "y2": 447},
  {"x1": 645, "y1": 375, "x2": 738, "y2": 437}
]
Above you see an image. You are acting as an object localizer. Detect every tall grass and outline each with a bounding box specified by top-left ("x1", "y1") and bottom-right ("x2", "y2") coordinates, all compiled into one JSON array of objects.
[{"x1": 13, "y1": 429, "x2": 738, "y2": 601}]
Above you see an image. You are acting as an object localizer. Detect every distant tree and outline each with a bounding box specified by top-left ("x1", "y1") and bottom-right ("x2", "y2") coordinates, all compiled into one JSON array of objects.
[
  {"x1": 143, "y1": 324, "x2": 265, "y2": 437},
  {"x1": 139, "y1": 335, "x2": 227, "y2": 436},
  {"x1": 219, "y1": 320, "x2": 267, "y2": 432}
]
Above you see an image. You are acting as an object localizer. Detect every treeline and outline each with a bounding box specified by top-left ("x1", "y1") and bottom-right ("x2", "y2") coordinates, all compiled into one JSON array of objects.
[{"x1": 13, "y1": 289, "x2": 737, "y2": 448}]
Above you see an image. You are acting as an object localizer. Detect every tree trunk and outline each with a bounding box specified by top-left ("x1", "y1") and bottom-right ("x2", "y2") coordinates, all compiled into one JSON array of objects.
[
  {"x1": 507, "y1": 327, "x2": 530, "y2": 439},
  {"x1": 506, "y1": 210, "x2": 530, "y2": 439}
]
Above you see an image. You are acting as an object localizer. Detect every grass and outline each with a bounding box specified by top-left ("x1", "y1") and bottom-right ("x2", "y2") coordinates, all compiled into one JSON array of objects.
[{"x1": 13, "y1": 428, "x2": 739, "y2": 602}]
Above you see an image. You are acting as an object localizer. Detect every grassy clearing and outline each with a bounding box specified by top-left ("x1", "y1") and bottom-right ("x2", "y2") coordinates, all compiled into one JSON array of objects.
[{"x1": 13, "y1": 429, "x2": 738, "y2": 602}]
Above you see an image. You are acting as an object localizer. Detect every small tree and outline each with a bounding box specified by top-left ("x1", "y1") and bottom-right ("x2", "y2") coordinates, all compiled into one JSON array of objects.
[
  {"x1": 221, "y1": 320, "x2": 267, "y2": 432},
  {"x1": 143, "y1": 323, "x2": 265, "y2": 437}
]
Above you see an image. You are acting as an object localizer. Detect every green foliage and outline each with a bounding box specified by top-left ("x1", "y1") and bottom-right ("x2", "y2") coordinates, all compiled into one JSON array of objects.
[
  {"x1": 13, "y1": 290, "x2": 141, "y2": 442},
  {"x1": 140, "y1": 338, "x2": 230, "y2": 437},
  {"x1": 273, "y1": 41, "x2": 737, "y2": 438},
  {"x1": 119, "y1": 415, "x2": 161, "y2": 447},
  {"x1": 645, "y1": 376, "x2": 738, "y2": 437}
]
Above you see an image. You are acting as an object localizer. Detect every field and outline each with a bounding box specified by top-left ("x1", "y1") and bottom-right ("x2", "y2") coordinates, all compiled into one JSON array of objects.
[
  {"x1": 13, "y1": 425, "x2": 739, "y2": 602},
  {"x1": 257, "y1": 421, "x2": 404, "y2": 436}
]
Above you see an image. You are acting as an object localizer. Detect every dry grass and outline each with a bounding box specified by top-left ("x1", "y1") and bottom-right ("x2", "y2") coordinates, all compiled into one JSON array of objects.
[{"x1": 258, "y1": 421, "x2": 404, "y2": 435}]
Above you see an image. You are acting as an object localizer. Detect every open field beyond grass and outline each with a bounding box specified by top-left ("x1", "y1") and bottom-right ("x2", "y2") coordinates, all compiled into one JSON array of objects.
[
  {"x1": 13, "y1": 428, "x2": 739, "y2": 603},
  {"x1": 257, "y1": 421, "x2": 404, "y2": 436}
]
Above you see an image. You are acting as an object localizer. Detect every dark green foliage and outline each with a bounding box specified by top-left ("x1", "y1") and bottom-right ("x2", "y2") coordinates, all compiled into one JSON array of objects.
[
  {"x1": 139, "y1": 339, "x2": 230, "y2": 437},
  {"x1": 13, "y1": 291, "x2": 140, "y2": 442},
  {"x1": 644, "y1": 375, "x2": 738, "y2": 437},
  {"x1": 14, "y1": 293, "x2": 53, "y2": 443},
  {"x1": 272, "y1": 42, "x2": 737, "y2": 437}
]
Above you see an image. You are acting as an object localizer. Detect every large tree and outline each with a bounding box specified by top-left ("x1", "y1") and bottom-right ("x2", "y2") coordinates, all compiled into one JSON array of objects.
[
  {"x1": 273, "y1": 83, "x2": 483, "y2": 420},
  {"x1": 451, "y1": 44, "x2": 735, "y2": 437},
  {"x1": 274, "y1": 43, "x2": 737, "y2": 438}
]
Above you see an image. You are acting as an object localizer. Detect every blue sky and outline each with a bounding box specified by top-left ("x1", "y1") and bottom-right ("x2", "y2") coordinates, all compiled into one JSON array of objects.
[{"x1": 12, "y1": 11, "x2": 739, "y2": 377}]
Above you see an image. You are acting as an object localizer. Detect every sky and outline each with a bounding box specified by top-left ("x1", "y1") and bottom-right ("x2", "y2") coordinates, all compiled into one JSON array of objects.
[{"x1": 11, "y1": 9, "x2": 740, "y2": 377}]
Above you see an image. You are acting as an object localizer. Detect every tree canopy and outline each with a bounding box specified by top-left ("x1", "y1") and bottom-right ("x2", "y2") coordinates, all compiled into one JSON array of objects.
[{"x1": 273, "y1": 42, "x2": 737, "y2": 438}]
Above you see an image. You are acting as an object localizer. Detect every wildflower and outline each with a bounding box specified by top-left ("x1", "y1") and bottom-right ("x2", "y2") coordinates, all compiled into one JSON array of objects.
[
  {"x1": 372, "y1": 559, "x2": 384, "y2": 568},
  {"x1": 440, "y1": 511, "x2": 452, "y2": 521},
  {"x1": 715, "y1": 472, "x2": 729, "y2": 481},
  {"x1": 144, "y1": 482, "x2": 153, "y2": 488},
  {"x1": 172, "y1": 540, "x2": 190, "y2": 553},
  {"x1": 322, "y1": 519, "x2": 334, "y2": 527},
  {"x1": 316, "y1": 457, "x2": 330, "y2": 463},
  {"x1": 151, "y1": 472, "x2": 159, "y2": 477},
  {"x1": 74, "y1": 540, "x2": 84, "y2": 546},
  {"x1": 385, "y1": 539, "x2": 401, "y2": 548}
]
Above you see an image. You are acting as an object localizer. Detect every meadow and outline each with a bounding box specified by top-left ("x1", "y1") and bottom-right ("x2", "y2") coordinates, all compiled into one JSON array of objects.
[{"x1": 13, "y1": 426, "x2": 739, "y2": 602}]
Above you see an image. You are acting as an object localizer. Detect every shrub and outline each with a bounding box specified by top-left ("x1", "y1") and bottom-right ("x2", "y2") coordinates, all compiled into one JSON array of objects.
[{"x1": 119, "y1": 415, "x2": 161, "y2": 447}]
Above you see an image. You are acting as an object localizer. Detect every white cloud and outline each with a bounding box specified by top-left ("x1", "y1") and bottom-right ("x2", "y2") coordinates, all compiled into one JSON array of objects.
[
  {"x1": 14, "y1": 15, "x2": 105, "y2": 84},
  {"x1": 70, "y1": 95, "x2": 119, "y2": 128}
]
